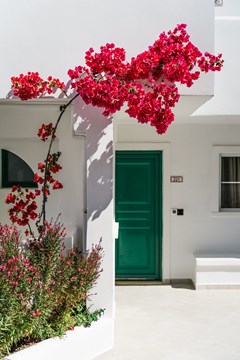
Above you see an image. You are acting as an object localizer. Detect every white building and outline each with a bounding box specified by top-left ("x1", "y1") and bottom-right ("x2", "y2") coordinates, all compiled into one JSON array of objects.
[{"x1": 0, "y1": 0, "x2": 240, "y2": 358}]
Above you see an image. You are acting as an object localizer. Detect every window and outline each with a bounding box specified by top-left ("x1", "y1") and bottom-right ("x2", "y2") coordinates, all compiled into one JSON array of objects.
[
  {"x1": 212, "y1": 146, "x2": 240, "y2": 213},
  {"x1": 1, "y1": 149, "x2": 37, "y2": 188},
  {"x1": 220, "y1": 156, "x2": 240, "y2": 210}
]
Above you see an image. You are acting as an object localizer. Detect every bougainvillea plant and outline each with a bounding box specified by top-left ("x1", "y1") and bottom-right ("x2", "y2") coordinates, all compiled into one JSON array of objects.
[{"x1": 6, "y1": 24, "x2": 223, "y2": 236}]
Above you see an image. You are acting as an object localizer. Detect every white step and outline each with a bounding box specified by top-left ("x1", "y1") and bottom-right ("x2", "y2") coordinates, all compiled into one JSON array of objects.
[{"x1": 194, "y1": 256, "x2": 240, "y2": 289}]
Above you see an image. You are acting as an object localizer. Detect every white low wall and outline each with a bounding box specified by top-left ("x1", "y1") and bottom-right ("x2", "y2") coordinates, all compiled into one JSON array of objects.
[{"x1": 7, "y1": 316, "x2": 113, "y2": 360}]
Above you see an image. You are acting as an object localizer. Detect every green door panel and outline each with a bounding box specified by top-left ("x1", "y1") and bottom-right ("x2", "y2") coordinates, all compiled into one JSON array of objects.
[{"x1": 115, "y1": 151, "x2": 162, "y2": 280}]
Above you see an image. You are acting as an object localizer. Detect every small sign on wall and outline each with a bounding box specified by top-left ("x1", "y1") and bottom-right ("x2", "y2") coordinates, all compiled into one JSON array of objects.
[{"x1": 170, "y1": 176, "x2": 183, "y2": 183}]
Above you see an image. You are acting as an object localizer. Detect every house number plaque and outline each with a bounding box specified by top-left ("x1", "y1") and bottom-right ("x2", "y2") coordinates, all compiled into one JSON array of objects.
[{"x1": 170, "y1": 176, "x2": 183, "y2": 183}]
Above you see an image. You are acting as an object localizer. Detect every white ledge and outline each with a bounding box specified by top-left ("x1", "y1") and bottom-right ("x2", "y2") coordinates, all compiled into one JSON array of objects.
[
  {"x1": 0, "y1": 98, "x2": 70, "y2": 106},
  {"x1": 215, "y1": 16, "x2": 240, "y2": 21}
]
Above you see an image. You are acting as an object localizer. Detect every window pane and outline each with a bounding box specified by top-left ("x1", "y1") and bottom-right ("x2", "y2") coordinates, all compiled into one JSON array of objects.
[
  {"x1": 221, "y1": 157, "x2": 240, "y2": 182},
  {"x1": 2, "y1": 149, "x2": 37, "y2": 188},
  {"x1": 7, "y1": 151, "x2": 34, "y2": 183},
  {"x1": 221, "y1": 183, "x2": 240, "y2": 208}
]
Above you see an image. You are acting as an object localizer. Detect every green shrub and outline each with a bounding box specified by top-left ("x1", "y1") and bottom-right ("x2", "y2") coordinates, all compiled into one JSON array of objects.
[{"x1": 0, "y1": 222, "x2": 103, "y2": 358}]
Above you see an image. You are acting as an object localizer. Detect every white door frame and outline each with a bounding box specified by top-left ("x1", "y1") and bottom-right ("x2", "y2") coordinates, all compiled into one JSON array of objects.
[{"x1": 114, "y1": 142, "x2": 171, "y2": 282}]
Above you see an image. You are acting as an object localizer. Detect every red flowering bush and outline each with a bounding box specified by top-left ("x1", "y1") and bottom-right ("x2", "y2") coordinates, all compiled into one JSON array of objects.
[
  {"x1": 0, "y1": 222, "x2": 103, "y2": 358},
  {"x1": 68, "y1": 24, "x2": 223, "y2": 134}
]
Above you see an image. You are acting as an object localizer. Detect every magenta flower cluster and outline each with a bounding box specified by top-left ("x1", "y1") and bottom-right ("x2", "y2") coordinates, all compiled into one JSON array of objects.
[{"x1": 11, "y1": 24, "x2": 223, "y2": 135}]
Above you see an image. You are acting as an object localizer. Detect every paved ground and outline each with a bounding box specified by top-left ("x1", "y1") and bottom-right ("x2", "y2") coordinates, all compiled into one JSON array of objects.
[{"x1": 94, "y1": 284, "x2": 240, "y2": 360}]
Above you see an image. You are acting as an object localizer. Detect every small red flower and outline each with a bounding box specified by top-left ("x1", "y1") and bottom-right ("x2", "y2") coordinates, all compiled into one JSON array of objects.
[
  {"x1": 5, "y1": 193, "x2": 16, "y2": 204},
  {"x1": 53, "y1": 180, "x2": 63, "y2": 190},
  {"x1": 38, "y1": 162, "x2": 45, "y2": 172},
  {"x1": 37, "y1": 123, "x2": 56, "y2": 142},
  {"x1": 11, "y1": 185, "x2": 19, "y2": 192},
  {"x1": 34, "y1": 173, "x2": 44, "y2": 184},
  {"x1": 35, "y1": 189, "x2": 41, "y2": 196},
  {"x1": 31, "y1": 309, "x2": 41, "y2": 317}
]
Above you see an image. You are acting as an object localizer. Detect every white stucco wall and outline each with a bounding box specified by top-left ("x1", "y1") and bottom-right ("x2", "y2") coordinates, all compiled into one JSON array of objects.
[
  {"x1": 193, "y1": 0, "x2": 240, "y2": 116},
  {"x1": 115, "y1": 120, "x2": 240, "y2": 281},
  {"x1": 0, "y1": 1, "x2": 231, "y2": 357}
]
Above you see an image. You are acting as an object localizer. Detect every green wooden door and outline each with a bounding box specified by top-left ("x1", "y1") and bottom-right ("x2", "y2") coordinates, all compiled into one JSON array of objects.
[{"x1": 115, "y1": 151, "x2": 162, "y2": 280}]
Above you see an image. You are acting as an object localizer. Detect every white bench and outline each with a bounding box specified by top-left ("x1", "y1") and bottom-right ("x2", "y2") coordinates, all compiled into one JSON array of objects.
[{"x1": 194, "y1": 256, "x2": 240, "y2": 289}]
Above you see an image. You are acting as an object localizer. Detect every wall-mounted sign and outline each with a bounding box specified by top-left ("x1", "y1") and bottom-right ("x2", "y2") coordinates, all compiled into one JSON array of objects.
[{"x1": 170, "y1": 176, "x2": 183, "y2": 183}]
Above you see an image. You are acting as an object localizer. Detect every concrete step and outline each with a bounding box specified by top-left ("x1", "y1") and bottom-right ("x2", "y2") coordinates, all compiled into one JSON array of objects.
[{"x1": 194, "y1": 256, "x2": 240, "y2": 289}]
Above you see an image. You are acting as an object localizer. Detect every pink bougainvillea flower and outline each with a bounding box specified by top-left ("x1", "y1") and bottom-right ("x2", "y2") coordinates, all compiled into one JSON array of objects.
[
  {"x1": 53, "y1": 180, "x2": 63, "y2": 190},
  {"x1": 34, "y1": 173, "x2": 44, "y2": 184},
  {"x1": 11, "y1": 72, "x2": 65, "y2": 100},
  {"x1": 5, "y1": 193, "x2": 16, "y2": 204},
  {"x1": 38, "y1": 162, "x2": 45, "y2": 172},
  {"x1": 38, "y1": 123, "x2": 56, "y2": 142}
]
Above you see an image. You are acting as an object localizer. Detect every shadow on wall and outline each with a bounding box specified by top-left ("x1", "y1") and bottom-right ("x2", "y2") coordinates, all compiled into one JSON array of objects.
[
  {"x1": 4, "y1": 89, "x2": 113, "y2": 225},
  {"x1": 73, "y1": 96, "x2": 113, "y2": 222}
]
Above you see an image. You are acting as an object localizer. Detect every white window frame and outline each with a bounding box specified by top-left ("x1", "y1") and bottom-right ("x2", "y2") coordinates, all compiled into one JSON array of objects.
[{"x1": 212, "y1": 146, "x2": 240, "y2": 214}]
